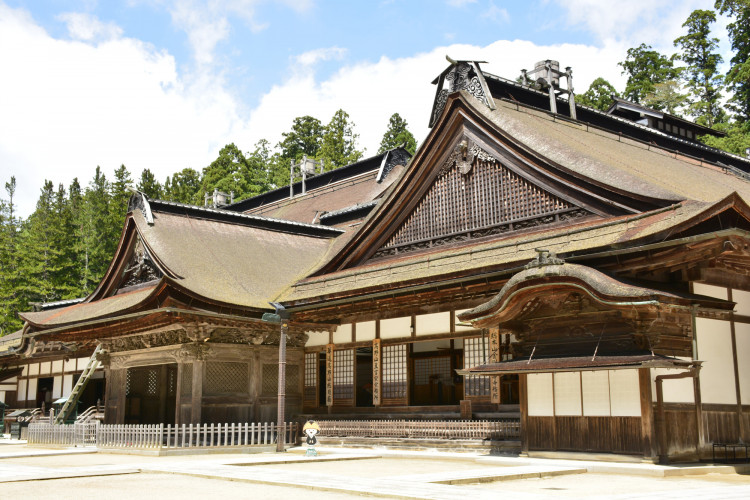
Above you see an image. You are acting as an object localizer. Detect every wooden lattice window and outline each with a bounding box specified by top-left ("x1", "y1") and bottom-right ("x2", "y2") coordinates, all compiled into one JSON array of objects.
[
  {"x1": 374, "y1": 152, "x2": 586, "y2": 259},
  {"x1": 126, "y1": 367, "x2": 159, "y2": 397},
  {"x1": 304, "y1": 352, "x2": 318, "y2": 405},
  {"x1": 262, "y1": 364, "x2": 278, "y2": 395},
  {"x1": 205, "y1": 362, "x2": 248, "y2": 394},
  {"x1": 382, "y1": 344, "x2": 407, "y2": 401},
  {"x1": 333, "y1": 349, "x2": 354, "y2": 404},
  {"x1": 286, "y1": 365, "x2": 300, "y2": 395},
  {"x1": 464, "y1": 337, "x2": 490, "y2": 397}
]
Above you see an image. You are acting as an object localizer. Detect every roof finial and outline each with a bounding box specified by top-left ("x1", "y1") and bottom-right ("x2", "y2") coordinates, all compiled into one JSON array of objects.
[{"x1": 525, "y1": 248, "x2": 565, "y2": 269}]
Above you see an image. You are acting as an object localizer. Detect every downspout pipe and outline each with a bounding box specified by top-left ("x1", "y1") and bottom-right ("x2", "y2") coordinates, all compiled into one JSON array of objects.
[{"x1": 655, "y1": 364, "x2": 702, "y2": 464}]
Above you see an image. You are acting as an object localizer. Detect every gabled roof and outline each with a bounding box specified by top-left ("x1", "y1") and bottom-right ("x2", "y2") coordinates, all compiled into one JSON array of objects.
[
  {"x1": 310, "y1": 91, "x2": 750, "y2": 278},
  {"x1": 21, "y1": 194, "x2": 343, "y2": 330},
  {"x1": 226, "y1": 148, "x2": 410, "y2": 227}
]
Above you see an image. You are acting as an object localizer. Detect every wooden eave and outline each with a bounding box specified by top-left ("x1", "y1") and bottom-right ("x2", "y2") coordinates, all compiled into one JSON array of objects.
[{"x1": 316, "y1": 92, "x2": 677, "y2": 275}]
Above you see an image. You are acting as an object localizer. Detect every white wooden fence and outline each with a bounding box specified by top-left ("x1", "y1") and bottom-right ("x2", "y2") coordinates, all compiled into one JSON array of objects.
[
  {"x1": 316, "y1": 419, "x2": 520, "y2": 440},
  {"x1": 27, "y1": 421, "x2": 298, "y2": 449}
]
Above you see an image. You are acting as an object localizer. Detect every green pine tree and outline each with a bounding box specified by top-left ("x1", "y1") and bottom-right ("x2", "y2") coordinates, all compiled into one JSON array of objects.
[
  {"x1": 378, "y1": 113, "x2": 417, "y2": 154},
  {"x1": 319, "y1": 109, "x2": 364, "y2": 170}
]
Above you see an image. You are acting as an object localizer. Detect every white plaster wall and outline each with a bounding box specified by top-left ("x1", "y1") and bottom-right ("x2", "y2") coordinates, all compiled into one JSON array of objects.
[
  {"x1": 609, "y1": 369, "x2": 641, "y2": 416},
  {"x1": 52, "y1": 376, "x2": 63, "y2": 399},
  {"x1": 333, "y1": 323, "x2": 353, "y2": 344},
  {"x1": 26, "y1": 378, "x2": 37, "y2": 404},
  {"x1": 554, "y1": 372, "x2": 582, "y2": 416},
  {"x1": 355, "y1": 320, "x2": 376, "y2": 341},
  {"x1": 306, "y1": 330, "x2": 330, "y2": 347},
  {"x1": 416, "y1": 312, "x2": 450, "y2": 336},
  {"x1": 29, "y1": 364, "x2": 39, "y2": 376},
  {"x1": 696, "y1": 317, "x2": 737, "y2": 404},
  {"x1": 733, "y1": 289, "x2": 750, "y2": 316},
  {"x1": 63, "y1": 358, "x2": 76, "y2": 372},
  {"x1": 651, "y1": 366, "x2": 695, "y2": 403},
  {"x1": 39, "y1": 362, "x2": 50, "y2": 376},
  {"x1": 76, "y1": 358, "x2": 87, "y2": 371},
  {"x1": 51, "y1": 360, "x2": 63, "y2": 374},
  {"x1": 379, "y1": 317, "x2": 409, "y2": 339},
  {"x1": 63, "y1": 374, "x2": 74, "y2": 397},
  {"x1": 17, "y1": 379, "x2": 26, "y2": 403},
  {"x1": 582, "y1": 370, "x2": 611, "y2": 416},
  {"x1": 527, "y1": 373, "x2": 554, "y2": 416},
  {"x1": 735, "y1": 322, "x2": 750, "y2": 403},
  {"x1": 693, "y1": 282, "x2": 728, "y2": 300}
]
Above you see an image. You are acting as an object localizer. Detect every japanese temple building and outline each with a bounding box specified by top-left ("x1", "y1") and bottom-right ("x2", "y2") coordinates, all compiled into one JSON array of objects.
[{"x1": 3, "y1": 59, "x2": 750, "y2": 462}]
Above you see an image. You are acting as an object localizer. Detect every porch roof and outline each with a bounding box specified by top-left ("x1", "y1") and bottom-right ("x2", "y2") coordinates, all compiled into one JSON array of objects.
[{"x1": 457, "y1": 353, "x2": 698, "y2": 375}]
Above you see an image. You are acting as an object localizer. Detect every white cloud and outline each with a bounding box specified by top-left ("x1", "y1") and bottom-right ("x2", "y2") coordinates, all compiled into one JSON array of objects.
[
  {"x1": 294, "y1": 47, "x2": 348, "y2": 67},
  {"x1": 482, "y1": 2, "x2": 510, "y2": 24},
  {"x1": 552, "y1": 0, "x2": 715, "y2": 51},
  {"x1": 243, "y1": 40, "x2": 630, "y2": 165},
  {"x1": 0, "y1": 4, "x2": 250, "y2": 217},
  {"x1": 0, "y1": 3, "x2": 633, "y2": 219},
  {"x1": 164, "y1": 0, "x2": 313, "y2": 66},
  {"x1": 57, "y1": 12, "x2": 123, "y2": 42}
]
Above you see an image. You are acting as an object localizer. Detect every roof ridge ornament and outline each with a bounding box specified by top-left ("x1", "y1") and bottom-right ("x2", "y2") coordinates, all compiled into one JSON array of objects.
[
  {"x1": 127, "y1": 188, "x2": 154, "y2": 225},
  {"x1": 429, "y1": 56, "x2": 496, "y2": 128},
  {"x1": 525, "y1": 248, "x2": 565, "y2": 269}
]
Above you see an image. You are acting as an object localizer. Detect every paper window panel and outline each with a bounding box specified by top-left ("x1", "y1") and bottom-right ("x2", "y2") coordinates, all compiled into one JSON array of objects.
[
  {"x1": 527, "y1": 373, "x2": 554, "y2": 416},
  {"x1": 554, "y1": 372, "x2": 582, "y2": 416},
  {"x1": 582, "y1": 370, "x2": 610, "y2": 416},
  {"x1": 609, "y1": 369, "x2": 641, "y2": 416},
  {"x1": 382, "y1": 344, "x2": 407, "y2": 399},
  {"x1": 333, "y1": 349, "x2": 354, "y2": 401},
  {"x1": 18, "y1": 379, "x2": 27, "y2": 403}
]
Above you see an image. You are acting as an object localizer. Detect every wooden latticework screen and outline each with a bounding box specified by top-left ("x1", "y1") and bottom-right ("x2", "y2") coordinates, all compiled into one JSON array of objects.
[
  {"x1": 464, "y1": 337, "x2": 490, "y2": 398},
  {"x1": 382, "y1": 344, "x2": 407, "y2": 405},
  {"x1": 205, "y1": 362, "x2": 248, "y2": 395},
  {"x1": 333, "y1": 349, "x2": 354, "y2": 406},
  {"x1": 180, "y1": 364, "x2": 192, "y2": 398},
  {"x1": 374, "y1": 153, "x2": 586, "y2": 259},
  {"x1": 304, "y1": 352, "x2": 318, "y2": 407}
]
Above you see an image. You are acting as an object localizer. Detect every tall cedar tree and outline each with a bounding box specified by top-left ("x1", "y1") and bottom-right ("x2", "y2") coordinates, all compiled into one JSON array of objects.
[
  {"x1": 319, "y1": 109, "x2": 364, "y2": 170},
  {"x1": 199, "y1": 143, "x2": 268, "y2": 204},
  {"x1": 715, "y1": 0, "x2": 750, "y2": 122},
  {"x1": 277, "y1": 116, "x2": 324, "y2": 161},
  {"x1": 619, "y1": 44, "x2": 683, "y2": 105},
  {"x1": 674, "y1": 9, "x2": 725, "y2": 127},
  {"x1": 164, "y1": 168, "x2": 201, "y2": 204},
  {"x1": 577, "y1": 78, "x2": 619, "y2": 111},
  {"x1": 0, "y1": 178, "x2": 23, "y2": 334},
  {"x1": 378, "y1": 113, "x2": 417, "y2": 155},
  {"x1": 137, "y1": 168, "x2": 163, "y2": 199}
]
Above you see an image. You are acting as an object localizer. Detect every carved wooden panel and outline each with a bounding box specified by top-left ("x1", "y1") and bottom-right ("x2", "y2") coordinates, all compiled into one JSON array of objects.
[
  {"x1": 180, "y1": 364, "x2": 193, "y2": 398},
  {"x1": 373, "y1": 142, "x2": 587, "y2": 259}
]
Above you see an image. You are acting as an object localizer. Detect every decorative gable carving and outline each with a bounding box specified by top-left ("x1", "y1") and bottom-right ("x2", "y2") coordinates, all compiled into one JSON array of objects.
[
  {"x1": 118, "y1": 236, "x2": 162, "y2": 289},
  {"x1": 371, "y1": 139, "x2": 591, "y2": 260}
]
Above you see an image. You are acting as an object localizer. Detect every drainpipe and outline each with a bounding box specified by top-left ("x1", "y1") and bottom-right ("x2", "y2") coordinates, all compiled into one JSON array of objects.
[{"x1": 654, "y1": 364, "x2": 702, "y2": 464}]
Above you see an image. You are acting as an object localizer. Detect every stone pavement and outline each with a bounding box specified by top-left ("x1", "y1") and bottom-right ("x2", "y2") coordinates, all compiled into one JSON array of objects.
[{"x1": 1, "y1": 443, "x2": 750, "y2": 499}]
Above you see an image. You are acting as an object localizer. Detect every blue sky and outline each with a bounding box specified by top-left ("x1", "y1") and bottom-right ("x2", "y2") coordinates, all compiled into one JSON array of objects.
[{"x1": 0, "y1": 0, "x2": 727, "y2": 216}]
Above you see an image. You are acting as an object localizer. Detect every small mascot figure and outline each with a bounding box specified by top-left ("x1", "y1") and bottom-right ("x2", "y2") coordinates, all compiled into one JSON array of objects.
[{"x1": 302, "y1": 420, "x2": 320, "y2": 457}]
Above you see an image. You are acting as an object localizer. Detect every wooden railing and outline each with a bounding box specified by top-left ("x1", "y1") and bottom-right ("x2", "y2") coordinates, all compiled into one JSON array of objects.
[
  {"x1": 27, "y1": 421, "x2": 298, "y2": 449},
  {"x1": 316, "y1": 419, "x2": 519, "y2": 440}
]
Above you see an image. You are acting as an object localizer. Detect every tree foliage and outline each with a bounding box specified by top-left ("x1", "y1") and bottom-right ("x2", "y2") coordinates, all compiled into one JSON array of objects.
[
  {"x1": 715, "y1": 0, "x2": 750, "y2": 121},
  {"x1": 319, "y1": 109, "x2": 364, "y2": 170},
  {"x1": 619, "y1": 43, "x2": 683, "y2": 105},
  {"x1": 577, "y1": 78, "x2": 619, "y2": 111},
  {"x1": 674, "y1": 9, "x2": 725, "y2": 126},
  {"x1": 378, "y1": 113, "x2": 417, "y2": 154}
]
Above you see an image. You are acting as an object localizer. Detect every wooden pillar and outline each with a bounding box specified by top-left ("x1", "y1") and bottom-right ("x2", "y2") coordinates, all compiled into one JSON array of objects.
[
  {"x1": 372, "y1": 339, "x2": 381, "y2": 406},
  {"x1": 693, "y1": 372, "x2": 704, "y2": 457},
  {"x1": 519, "y1": 373, "x2": 529, "y2": 455},
  {"x1": 638, "y1": 368, "x2": 655, "y2": 460},
  {"x1": 174, "y1": 363, "x2": 184, "y2": 425},
  {"x1": 729, "y1": 307, "x2": 746, "y2": 441},
  {"x1": 158, "y1": 364, "x2": 168, "y2": 424},
  {"x1": 191, "y1": 360, "x2": 203, "y2": 424}
]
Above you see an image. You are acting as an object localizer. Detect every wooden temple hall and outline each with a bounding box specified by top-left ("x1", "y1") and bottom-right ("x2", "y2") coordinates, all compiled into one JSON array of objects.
[{"x1": 4, "y1": 58, "x2": 750, "y2": 462}]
